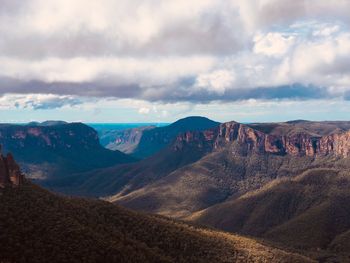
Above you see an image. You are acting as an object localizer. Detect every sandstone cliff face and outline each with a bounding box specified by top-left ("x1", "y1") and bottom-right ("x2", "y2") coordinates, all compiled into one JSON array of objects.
[
  {"x1": 0, "y1": 146, "x2": 24, "y2": 188},
  {"x1": 174, "y1": 122, "x2": 350, "y2": 158},
  {"x1": 0, "y1": 123, "x2": 100, "y2": 152}
]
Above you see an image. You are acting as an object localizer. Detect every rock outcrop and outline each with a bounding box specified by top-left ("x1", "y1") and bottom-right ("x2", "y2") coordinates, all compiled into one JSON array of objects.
[
  {"x1": 174, "y1": 122, "x2": 350, "y2": 158},
  {"x1": 0, "y1": 145, "x2": 24, "y2": 188}
]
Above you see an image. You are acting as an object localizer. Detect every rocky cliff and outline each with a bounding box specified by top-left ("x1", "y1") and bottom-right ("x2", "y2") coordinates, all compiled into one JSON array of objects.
[
  {"x1": 174, "y1": 122, "x2": 350, "y2": 158},
  {"x1": 0, "y1": 123, "x2": 101, "y2": 152},
  {"x1": 0, "y1": 122, "x2": 135, "y2": 181},
  {"x1": 0, "y1": 146, "x2": 24, "y2": 188}
]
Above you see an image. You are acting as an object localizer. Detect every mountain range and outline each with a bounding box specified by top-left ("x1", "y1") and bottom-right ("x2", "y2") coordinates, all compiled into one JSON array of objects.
[
  {"x1": 1, "y1": 117, "x2": 350, "y2": 262},
  {"x1": 44, "y1": 117, "x2": 350, "y2": 262}
]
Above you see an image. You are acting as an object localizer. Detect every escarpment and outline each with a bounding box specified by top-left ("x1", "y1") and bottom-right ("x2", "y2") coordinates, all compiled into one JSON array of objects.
[{"x1": 174, "y1": 122, "x2": 350, "y2": 158}]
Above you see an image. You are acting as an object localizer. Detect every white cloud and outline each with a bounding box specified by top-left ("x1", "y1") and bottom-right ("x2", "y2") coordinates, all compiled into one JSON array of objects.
[
  {"x1": 138, "y1": 107, "x2": 150, "y2": 114},
  {"x1": 253, "y1": 32, "x2": 295, "y2": 57},
  {"x1": 313, "y1": 25, "x2": 340, "y2": 37},
  {"x1": 195, "y1": 70, "x2": 235, "y2": 94}
]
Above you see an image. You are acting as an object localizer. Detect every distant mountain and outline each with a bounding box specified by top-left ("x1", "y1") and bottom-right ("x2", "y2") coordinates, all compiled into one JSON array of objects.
[
  {"x1": 90, "y1": 123, "x2": 164, "y2": 148},
  {"x1": 0, "y1": 122, "x2": 135, "y2": 181},
  {"x1": 247, "y1": 120, "x2": 350, "y2": 137},
  {"x1": 27, "y1": 120, "x2": 68, "y2": 126},
  {"x1": 0, "y1": 174, "x2": 311, "y2": 262},
  {"x1": 105, "y1": 125, "x2": 156, "y2": 153},
  {"x1": 103, "y1": 116, "x2": 220, "y2": 159}
]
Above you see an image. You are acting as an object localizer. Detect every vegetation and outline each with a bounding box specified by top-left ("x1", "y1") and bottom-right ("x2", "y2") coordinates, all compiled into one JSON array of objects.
[
  {"x1": 191, "y1": 168, "x2": 350, "y2": 262},
  {"x1": 0, "y1": 182, "x2": 312, "y2": 263},
  {"x1": 3, "y1": 120, "x2": 350, "y2": 262},
  {"x1": 112, "y1": 149, "x2": 339, "y2": 217}
]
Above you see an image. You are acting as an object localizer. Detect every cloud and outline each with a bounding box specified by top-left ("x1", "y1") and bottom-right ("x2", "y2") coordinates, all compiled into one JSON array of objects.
[
  {"x1": 0, "y1": 0, "x2": 350, "y2": 109},
  {"x1": 0, "y1": 93, "x2": 82, "y2": 110},
  {"x1": 195, "y1": 70, "x2": 236, "y2": 95},
  {"x1": 253, "y1": 32, "x2": 295, "y2": 57},
  {"x1": 138, "y1": 107, "x2": 150, "y2": 114}
]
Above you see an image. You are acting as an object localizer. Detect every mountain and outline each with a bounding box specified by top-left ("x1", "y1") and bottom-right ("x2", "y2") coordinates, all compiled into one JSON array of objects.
[
  {"x1": 105, "y1": 116, "x2": 220, "y2": 159},
  {"x1": 189, "y1": 168, "x2": 350, "y2": 262},
  {"x1": 98, "y1": 120, "x2": 350, "y2": 261},
  {"x1": 0, "y1": 169, "x2": 311, "y2": 262},
  {"x1": 248, "y1": 120, "x2": 350, "y2": 137},
  {"x1": 27, "y1": 120, "x2": 68, "y2": 126},
  {"x1": 50, "y1": 119, "x2": 350, "y2": 199},
  {"x1": 46, "y1": 130, "x2": 213, "y2": 197},
  {"x1": 3, "y1": 119, "x2": 350, "y2": 261},
  {"x1": 0, "y1": 122, "x2": 135, "y2": 180},
  {"x1": 90, "y1": 123, "x2": 162, "y2": 149},
  {"x1": 109, "y1": 121, "x2": 350, "y2": 216},
  {"x1": 45, "y1": 117, "x2": 219, "y2": 196}
]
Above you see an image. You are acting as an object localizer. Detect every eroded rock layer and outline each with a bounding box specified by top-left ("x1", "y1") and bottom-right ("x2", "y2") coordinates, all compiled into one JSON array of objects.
[
  {"x1": 0, "y1": 146, "x2": 24, "y2": 188},
  {"x1": 174, "y1": 122, "x2": 350, "y2": 158}
]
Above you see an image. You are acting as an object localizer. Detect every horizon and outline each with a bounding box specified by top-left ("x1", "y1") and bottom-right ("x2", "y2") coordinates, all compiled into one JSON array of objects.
[{"x1": 2, "y1": 116, "x2": 350, "y2": 125}]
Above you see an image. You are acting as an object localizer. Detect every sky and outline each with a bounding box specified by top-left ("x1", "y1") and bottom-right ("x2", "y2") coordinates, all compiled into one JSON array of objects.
[{"x1": 1, "y1": 0, "x2": 350, "y2": 123}]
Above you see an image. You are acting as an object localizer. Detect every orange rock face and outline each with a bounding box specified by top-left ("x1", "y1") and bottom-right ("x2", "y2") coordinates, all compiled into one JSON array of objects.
[
  {"x1": 174, "y1": 123, "x2": 350, "y2": 158},
  {"x1": 0, "y1": 146, "x2": 24, "y2": 188}
]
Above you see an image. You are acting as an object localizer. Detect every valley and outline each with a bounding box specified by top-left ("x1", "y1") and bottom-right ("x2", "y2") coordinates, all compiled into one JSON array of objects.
[
  {"x1": 0, "y1": 150, "x2": 312, "y2": 263},
  {"x1": 1, "y1": 117, "x2": 350, "y2": 262}
]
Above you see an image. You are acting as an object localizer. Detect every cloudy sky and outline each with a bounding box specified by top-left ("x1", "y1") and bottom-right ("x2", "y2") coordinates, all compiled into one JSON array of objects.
[{"x1": 1, "y1": 0, "x2": 350, "y2": 123}]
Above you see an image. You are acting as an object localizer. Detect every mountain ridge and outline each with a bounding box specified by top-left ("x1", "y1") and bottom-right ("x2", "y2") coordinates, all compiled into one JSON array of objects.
[
  {"x1": 172, "y1": 121, "x2": 350, "y2": 158},
  {"x1": 189, "y1": 168, "x2": 350, "y2": 262}
]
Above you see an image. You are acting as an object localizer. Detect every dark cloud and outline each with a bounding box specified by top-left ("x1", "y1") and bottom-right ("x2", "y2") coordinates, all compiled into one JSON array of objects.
[
  {"x1": 155, "y1": 82, "x2": 331, "y2": 103},
  {"x1": 0, "y1": 76, "x2": 142, "y2": 98},
  {"x1": 0, "y1": 76, "x2": 336, "y2": 103}
]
